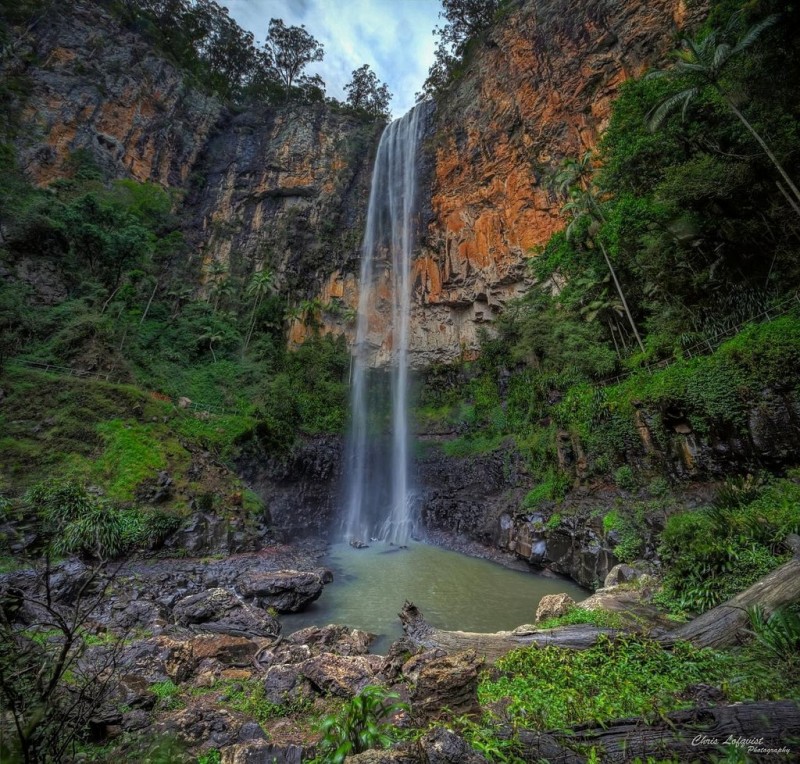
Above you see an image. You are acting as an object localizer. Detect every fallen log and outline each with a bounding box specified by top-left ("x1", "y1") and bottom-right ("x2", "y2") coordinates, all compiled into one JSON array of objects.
[
  {"x1": 400, "y1": 543, "x2": 800, "y2": 658},
  {"x1": 506, "y1": 700, "x2": 800, "y2": 763},
  {"x1": 398, "y1": 601, "x2": 622, "y2": 662},
  {"x1": 660, "y1": 553, "x2": 800, "y2": 649}
]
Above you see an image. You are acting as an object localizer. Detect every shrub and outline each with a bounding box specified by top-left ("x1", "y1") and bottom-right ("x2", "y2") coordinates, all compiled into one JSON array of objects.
[
  {"x1": 311, "y1": 685, "x2": 407, "y2": 764},
  {"x1": 613, "y1": 465, "x2": 637, "y2": 491},
  {"x1": 482, "y1": 635, "x2": 731, "y2": 729},
  {"x1": 26, "y1": 479, "x2": 125, "y2": 559},
  {"x1": 658, "y1": 480, "x2": 799, "y2": 613}
]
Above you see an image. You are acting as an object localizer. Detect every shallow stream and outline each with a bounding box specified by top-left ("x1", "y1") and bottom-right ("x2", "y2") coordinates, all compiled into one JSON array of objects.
[{"x1": 282, "y1": 541, "x2": 587, "y2": 653}]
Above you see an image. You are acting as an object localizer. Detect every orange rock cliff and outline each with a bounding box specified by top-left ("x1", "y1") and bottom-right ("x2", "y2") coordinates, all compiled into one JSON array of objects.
[{"x1": 5, "y1": 0, "x2": 707, "y2": 368}]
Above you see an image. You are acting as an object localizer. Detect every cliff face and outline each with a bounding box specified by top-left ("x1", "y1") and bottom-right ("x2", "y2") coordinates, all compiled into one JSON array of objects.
[
  {"x1": 9, "y1": 2, "x2": 221, "y2": 187},
  {"x1": 185, "y1": 104, "x2": 379, "y2": 300},
  {"x1": 4, "y1": 1, "x2": 379, "y2": 304},
  {"x1": 407, "y1": 0, "x2": 706, "y2": 366},
  {"x1": 5, "y1": 0, "x2": 706, "y2": 366}
]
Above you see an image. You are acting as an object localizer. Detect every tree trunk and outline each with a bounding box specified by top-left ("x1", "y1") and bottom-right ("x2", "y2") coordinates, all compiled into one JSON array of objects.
[
  {"x1": 401, "y1": 545, "x2": 800, "y2": 659},
  {"x1": 399, "y1": 602, "x2": 622, "y2": 663},
  {"x1": 139, "y1": 278, "x2": 159, "y2": 325},
  {"x1": 725, "y1": 95, "x2": 800, "y2": 207},
  {"x1": 660, "y1": 551, "x2": 800, "y2": 649},
  {"x1": 504, "y1": 701, "x2": 800, "y2": 763},
  {"x1": 599, "y1": 241, "x2": 645, "y2": 353}
]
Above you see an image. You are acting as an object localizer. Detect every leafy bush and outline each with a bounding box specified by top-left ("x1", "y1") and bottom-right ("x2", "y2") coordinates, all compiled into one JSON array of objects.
[
  {"x1": 481, "y1": 635, "x2": 731, "y2": 729},
  {"x1": 746, "y1": 605, "x2": 800, "y2": 668},
  {"x1": 536, "y1": 606, "x2": 624, "y2": 630},
  {"x1": 613, "y1": 465, "x2": 637, "y2": 491},
  {"x1": 26, "y1": 480, "x2": 125, "y2": 559},
  {"x1": 311, "y1": 685, "x2": 407, "y2": 764},
  {"x1": 658, "y1": 480, "x2": 799, "y2": 613}
]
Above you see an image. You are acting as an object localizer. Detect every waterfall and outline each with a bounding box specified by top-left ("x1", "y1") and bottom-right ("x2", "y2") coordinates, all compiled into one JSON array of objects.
[{"x1": 342, "y1": 105, "x2": 425, "y2": 545}]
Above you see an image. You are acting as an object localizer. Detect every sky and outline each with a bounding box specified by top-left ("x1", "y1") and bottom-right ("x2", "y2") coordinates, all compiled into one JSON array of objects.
[{"x1": 225, "y1": 0, "x2": 443, "y2": 118}]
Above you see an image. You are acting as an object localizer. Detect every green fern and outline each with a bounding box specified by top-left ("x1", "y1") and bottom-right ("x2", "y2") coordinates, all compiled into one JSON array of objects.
[{"x1": 745, "y1": 606, "x2": 800, "y2": 665}]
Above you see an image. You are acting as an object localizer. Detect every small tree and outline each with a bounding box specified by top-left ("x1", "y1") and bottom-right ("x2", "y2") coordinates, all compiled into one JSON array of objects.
[
  {"x1": 345, "y1": 64, "x2": 392, "y2": 120},
  {"x1": 0, "y1": 558, "x2": 123, "y2": 763},
  {"x1": 263, "y1": 18, "x2": 324, "y2": 92},
  {"x1": 554, "y1": 153, "x2": 646, "y2": 354},
  {"x1": 243, "y1": 268, "x2": 275, "y2": 353}
]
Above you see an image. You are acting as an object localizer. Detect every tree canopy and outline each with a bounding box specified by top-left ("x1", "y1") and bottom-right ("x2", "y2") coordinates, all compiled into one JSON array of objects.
[
  {"x1": 263, "y1": 17, "x2": 324, "y2": 92},
  {"x1": 344, "y1": 64, "x2": 392, "y2": 120}
]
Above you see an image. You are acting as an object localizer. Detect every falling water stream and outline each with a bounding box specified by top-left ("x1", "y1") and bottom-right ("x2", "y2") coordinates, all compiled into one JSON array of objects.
[
  {"x1": 313, "y1": 106, "x2": 586, "y2": 649},
  {"x1": 342, "y1": 105, "x2": 425, "y2": 545}
]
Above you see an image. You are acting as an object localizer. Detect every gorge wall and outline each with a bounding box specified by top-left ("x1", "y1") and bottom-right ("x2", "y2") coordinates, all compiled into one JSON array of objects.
[
  {"x1": 291, "y1": 0, "x2": 709, "y2": 366},
  {"x1": 4, "y1": 0, "x2": 379, "y2": 309},
  {"x1": 5, "y1": 0, "x2": 707, "y2": 364}
]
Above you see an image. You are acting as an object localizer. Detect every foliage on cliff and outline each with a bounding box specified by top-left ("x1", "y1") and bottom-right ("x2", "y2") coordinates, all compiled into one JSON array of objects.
[
  {"x1": 426, "y1": 0, "x2": 800, "y2": 464},
  {"x1": 0, "y1": 144, "x2": 349, "y2": 516}
]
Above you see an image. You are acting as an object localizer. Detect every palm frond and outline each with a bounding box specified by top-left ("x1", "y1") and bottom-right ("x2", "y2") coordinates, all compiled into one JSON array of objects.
[
  {"x1": 712, "y1": 42, "x2": 732, "y2": 74},
  {"x1": 648, "y1": 88, "x2": 698, "y2": 131},
  {"x1": 732, "y1": 14, "x2": 779, "y2": 56}
]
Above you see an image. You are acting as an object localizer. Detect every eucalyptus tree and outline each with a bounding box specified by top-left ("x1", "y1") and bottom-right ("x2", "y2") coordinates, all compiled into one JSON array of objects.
[
  {"x1": 345, "y1": 64, "x2": 392, "y2": 120},
  {"x1": 263, "y1": 18, "x2": 324, "y2": 92},
  {"x1": 648, "y1": 14, "x2": 800, "y2": 208}
]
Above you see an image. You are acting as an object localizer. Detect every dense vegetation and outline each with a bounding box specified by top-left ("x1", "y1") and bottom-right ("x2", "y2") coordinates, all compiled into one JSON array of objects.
[
  {"x1": 1, "y1": 0, "x2": 799, "y2": 760},
  {"x1": 417, "y1": 0, "x2": 800, "y2": 618},
  {"x1": 0, "y1": 0, "x2": 392, "y2": 117}
]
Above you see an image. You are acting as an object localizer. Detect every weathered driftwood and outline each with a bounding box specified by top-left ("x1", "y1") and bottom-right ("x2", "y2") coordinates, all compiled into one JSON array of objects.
[
  {"x1": 398, "y1": 602, "x2": 622, "y2": 663},
  {"x1": 661, "y1": 553, "x2": 800, "y2": 648},
  {"x1": 505, "y1": 701, "x2": 800, "y2": 763}
]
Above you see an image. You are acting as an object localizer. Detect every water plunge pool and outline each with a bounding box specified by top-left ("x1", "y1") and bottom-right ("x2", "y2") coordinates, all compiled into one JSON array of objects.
[{"x1": 282, "y1": 541, "x2": 587, "y2": 653}]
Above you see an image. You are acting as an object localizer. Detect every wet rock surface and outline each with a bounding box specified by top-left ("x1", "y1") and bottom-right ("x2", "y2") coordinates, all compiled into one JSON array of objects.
[
  {"x1": 236, "y1": 570, "x2": 327, "y2": 613},
  {"x1": 173, "y1": 588, "x2": 281, "y2": 638}
]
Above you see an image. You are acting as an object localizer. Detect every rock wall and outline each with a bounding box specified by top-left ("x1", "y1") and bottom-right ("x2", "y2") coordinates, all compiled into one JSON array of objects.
[
  {"x1": 407, "y1": 0, "x2": 707, "y2": 366},
  {"x1": 235, "y1": 436, "x2": 343, "y2": 542},
  {"x1": 8, "y1": 2, "x2": 222, "y2": 187},
  {"x1": 4, "y1": 1, "x2": 380, "y2": 304}
]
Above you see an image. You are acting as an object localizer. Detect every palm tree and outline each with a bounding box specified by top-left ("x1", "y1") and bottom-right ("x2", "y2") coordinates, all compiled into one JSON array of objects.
[
  {"x1": 211, "y1": 278, "x2": 235, "y2": 312},
  {"x1": 554, "y1": 155, "x2": 646, "y2": 354},
  {"x1": 648, "y1": 14, "x2": 800, "y2": 208},
  {"x1": 243, "y1": 268, "x2": 274, "y2": 353},
  {"x1": 198, "y1": 325, "x2": 223, "y2": 363}
]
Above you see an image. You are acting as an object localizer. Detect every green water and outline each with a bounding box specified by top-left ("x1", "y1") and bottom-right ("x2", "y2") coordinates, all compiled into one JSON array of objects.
[{"x1": 282, "y1": 542, "x2": 587, "y2": 653}]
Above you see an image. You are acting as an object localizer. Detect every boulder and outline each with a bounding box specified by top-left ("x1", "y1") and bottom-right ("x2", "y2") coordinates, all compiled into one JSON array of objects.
[
  {"x1": 172, "y1": 588, "x2": 280, "y2": 638},
  {"x1": 348, "y1": 748, "x2": 420, "y2": 763},
  {"x1": 411, "y1": 650, "x2": 483, "y2": 721},
  {"x1": 156, "y1": 700, "x2": 266, "y2": 749},
  {"x1": 263, "y1": 664, "x2": 314, "y2": 705},
  {"x1": 419, "y1": 728, "x2": 488, "y2": 764},
  {"x1": 401, "y1": 649, "x2": 447, "y2": 685},
  {"x1": 535, "y1": 593, "x2": 576, "y2": 623},
  {"x1": 603, "y1": 563, "x2": 641, "y2": 588},
  {"x1": 119, "y1": 635, "x2": 196, "y2": 684},
  {"x1": 298, "y1": 653, "x2": 382, "y2": 697},
  {"x1": 221, "y1": 740, "x2": 304, "y2": 764},
  {"x1": 288, "y1": 624, "x2": 374, "y2": 655},
  {"x1": 236, "y1": 570, "x2": 325, "y2": 613},
  {"x1": 191, "y1": 634, "x2": 259, "y2": 666}
]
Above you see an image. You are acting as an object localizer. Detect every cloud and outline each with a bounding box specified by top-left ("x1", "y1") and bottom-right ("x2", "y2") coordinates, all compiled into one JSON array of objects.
[{"x1": 225, "y1": 0, "x2": 442, "y2": 117}]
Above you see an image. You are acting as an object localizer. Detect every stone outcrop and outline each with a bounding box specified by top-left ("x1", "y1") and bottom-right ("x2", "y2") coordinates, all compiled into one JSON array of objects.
[
  {"x1": 235, "y1": 435, "x2": 344, "y2": 541},
  {"x1": 3, "y1": 1, "x2": 379, "y2": 316},
  {"x1": 408, "y1": 0, "x2": 708, "y2": 365},
  {"x1": 535, "y1": 593, "x2": 576, "y2": 623},
  {"x1": 172, "y1": 588, "x2": 281, "y2": 639},
  {"x1": 410, "y1": 650, "x2": 483, "y2": 721},
  {"x1": 236, "y1": 570, "x2": 326, "y2": 613}
]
